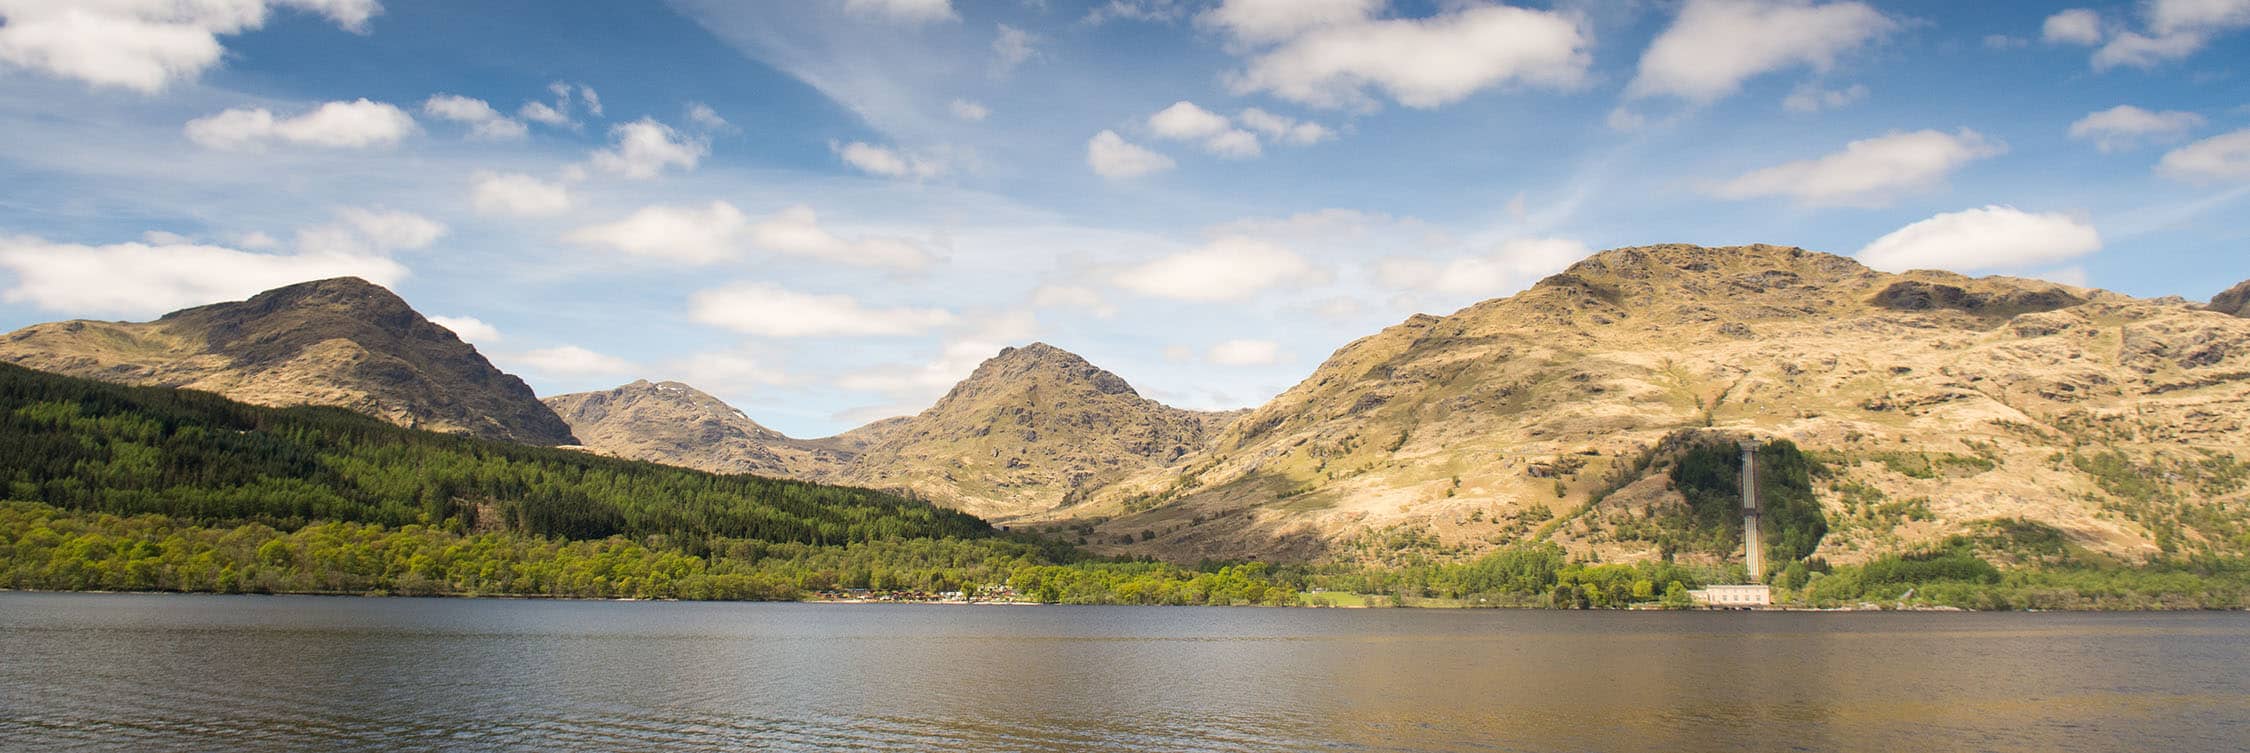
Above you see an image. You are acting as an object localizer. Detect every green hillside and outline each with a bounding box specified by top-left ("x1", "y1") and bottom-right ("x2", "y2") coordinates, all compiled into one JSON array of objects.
[{"x1": 0, "y1": 362, "x2": 989, "y2": 549}]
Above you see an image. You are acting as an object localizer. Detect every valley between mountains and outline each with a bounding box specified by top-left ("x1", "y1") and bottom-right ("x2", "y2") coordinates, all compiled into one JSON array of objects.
[{"x1": 10, "y1": 243, "x2": 2250, "y2": 570}]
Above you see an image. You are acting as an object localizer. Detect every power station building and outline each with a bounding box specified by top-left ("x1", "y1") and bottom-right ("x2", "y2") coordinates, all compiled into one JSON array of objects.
[{"x1": 1689, "y1": 439, "x2": 1772, "y2": 608}]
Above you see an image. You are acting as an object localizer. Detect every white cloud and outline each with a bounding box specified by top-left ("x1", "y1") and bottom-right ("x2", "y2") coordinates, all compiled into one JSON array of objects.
[
  {"x1": 2093, "y1": 30, "x2": 2206, "y2": 69},
  {"x1": 564, "y1": 201, "x2": 747, "y2": 264},
  {"x1": 1149, "y1": 101, "x2": 1233, "y2": 140},
  {"x1": 684, "y1": 102, "x2": 729, "y2": 131},
  {"x1": 1856, "y1": 206, "x2": 2102, "y2": 272},
  {"x1": 1628, "y1": 0, "x2": 1896, "y2": 104},
  {"x1": 1237, "y1": 107, "x2": 1335, "y2": 145},
  {"x1": 335, "y1": 208, "x2": 446, "y2": 250},
  {"x1": 835, "y1": 311, "x2": 1038, "y2": 403},
  {"x1": 992, "y1": 24, "x2": 1039, "y2": 72},
  {"x1": 1162, "y1": 344, "x2": 1196, "y2": 363},
  {"x1": 184, "y1": 99, "x2": 416, "y2": 150},
  {"x1": 689, "y1": 282, "x2": 954, "y2": 337},
  {"x1": 0, "y1": 0, "x2": 380, "y2": 93},
  {"x1": 2043, "y1": 8, "x2": 2104, "y2": 45},
  {"x1": 421, "y1": 94, "x2": 526, "y2": 140},
  {"x1": 2157, "y1": 128, "x2": 2250, "y2": 182},
  {"x1": 2069, "y1": 105, "x2": 2205, "y2": 152},
  {"x1": 1197, "y1": 0, "x2": 1382, "y2": 45},
  {"x1": 428, "y1": 315, "x2": 501, "y2": 345},
  {"x1": 1982, "y1": 34, "x2": 2028, "y2": 50},
  {"x1": 834, "y1": 141, "x2": 944, "y2": 179},
  {"x1": 2089, "y1": 0, "x2": 2250, "y2": 69},
  {"x1": 0, "y1": 235, "x2": 407, "y2": 317},
  {"x1": 1708, "y1": 128, "x2": 2005, "y2": 207},
  {"x1": 1227, "y1": 4, "x2": 1591, "y2": 109},
  {"x1": 1087, "y1": 130, "x2": 1176, "y2": 178},
  {"x1": 576, "y1": 83, "x2": 602, "y2": 117},
  {"x1": 1146, "y1": 101, "x2": 1262, "y2": 158},
  {"x1": 1113, "y1": 237, "x2": 1318, "y2": 301},
  {"x1": 673, "y1": 350, "x2": 791, "y2": 392},
  {"x1": 1781, "y1": 83, "x2": 1868, "y2": 113},
  {"x1": 515, "y1": 345, "x2": 634, "y2": 376},
  {"x1": 471, "y1": 172, "x2": 572, "y2": 217},
  {"x1": 1378, "y1": 238, "x2": 1588, "y2": 298},
  {"x1": 948, "y1": 98, "x2": 989, "y2": 121},
  {"x1": 236, "y1": 231, "x2": 278, "y2": 249},
  {"x1": 519, "y1": 101, "x2": 571, "y2": 128},
  {"x1": 749, "y1": 205, "x2": 933, "y2": 269},
  {"x1": 589, "y1": 118, "x2": 707, "y2": 179},
  {"x1": 1030, "y1": 284, "x2": 1117, "y2": 318},
  {"x1": 1207, "y1": 339, "x2": 1282, "y2": 366},
  {"x1": 843, "y1": 0, "x2": 956, "y2": 23}
]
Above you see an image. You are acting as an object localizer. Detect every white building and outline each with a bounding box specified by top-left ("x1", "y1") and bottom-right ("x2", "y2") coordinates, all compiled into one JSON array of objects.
[{"x1": 1688, "y1": 584, "x2": 1771, "y2": 607}]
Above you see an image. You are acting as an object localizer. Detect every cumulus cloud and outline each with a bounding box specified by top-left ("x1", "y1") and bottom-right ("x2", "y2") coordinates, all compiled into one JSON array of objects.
[
  {"x1": 519, "y1": 101, "x2": 571, "y2": 128},
  {"x1": 565, "y1": 201, "x2": 747, "y2": 264},
  {"x1": 2043, "y1": 8, "x2": 2104, "y2": 45},
  {"x1": 0, "y1": 235, "x2": 406, "y2": 317},
  {"x1": 1146, "y1": 101, "x2": 1261, "y2": 158},
  {"x1": 1781, "y1": 83, "x2": 1868, "y2": 113},
  {"x1": 589, "y1": 118, "x2": 707, "y2": 179},
  {"x1": 1207, "y1": 339, "x2": 1282, "y2": 366},
  {"x1": 834, "y1": 141, "x2": 945, "y2": 179},
  {"x1": 843, "y1": 0, "x2": 956, "y2": 23},
  {"x1": 421, "y1": 94, "x2": 525, "y2": 140},
  {"x1": 427, "y1": 315, "x2": 501, "y2": 345},
  {"x1": 1087, "y1": 130, "x2": 1175, "y2": 178},
  {"x1": 0, "y1": 0, "x2": 380, "y2": 93},
  {"x1": 514, "y1": 345, "x2": 634, "y2": 376},
  {"x1": 2157, "y1": 128, "x2": 2250, "y2": 182},
  {"x1": 2089, "y1": 0, "x2": 2250, "y2": 69},
  {"x1": 1113, "y1": 237, "x2": 1318, "y2": 301},
  {"x1": 1226, "y1": 4, "x2": 1590, "y2": 109},
  {"x1": 1378, "y1": 238, "x2": 1589, "y2": 298},
  {"x1": 673, "y1": 350, "x2": 791, "y2": 393},
  {"x1": 1629, "y1": 0, "x2": 1895, "y2": 104},
  {"x1": 948, "y1": 99, "x2": 989, "y2": 121},
  {"x1": 2069, "y1": 105, "x2": 2205, "y2": 152},
  {"x1": 689, "y1": 283, "x2": 954, "y2": 337},
  {"x1": 1708, "y1": 128, "x2": 2005, "y2": 207},
  {"x1": 749, "y1": 205, "x2": 933, "y2": 269},
  {"x1": 835, "y1": 311, "x2": 1039, "y2": 408},
  {"x1": 1237, "y1": 107, "x2": 1336, "y2": 145},
  {"x1": 470, "y1": 172, "x2": 572, "y2": 217},
  {"x1": 1856, "y1": 206, "x2": 2102, "y2": 272},
  {"x1": 184, "y1": 99, "x2": 416, "y2": 150}
]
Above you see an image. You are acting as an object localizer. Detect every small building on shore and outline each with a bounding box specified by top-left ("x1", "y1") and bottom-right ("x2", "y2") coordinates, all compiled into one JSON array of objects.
[{"x1": 1689, "y1": 584, "x2": 1771, "y2": 607}]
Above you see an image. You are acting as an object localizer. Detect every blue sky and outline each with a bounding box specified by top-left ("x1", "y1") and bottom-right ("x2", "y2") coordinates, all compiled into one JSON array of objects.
[{"x1": 1, "y1": 0, "x2": 2247, "y2": 437}]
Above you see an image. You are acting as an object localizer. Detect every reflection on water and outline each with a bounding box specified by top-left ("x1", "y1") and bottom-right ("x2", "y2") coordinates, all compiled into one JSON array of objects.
[{"x1": 1, "y1": 593, "x2": 2245, "y2": 752}]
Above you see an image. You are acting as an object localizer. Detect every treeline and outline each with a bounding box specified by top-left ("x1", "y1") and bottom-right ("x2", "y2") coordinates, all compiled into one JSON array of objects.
[
  {"x1": 0, "y1": 502, "x2": 1301, "y2": 605},
  {"x1": 0, "y1": 363, "x2": 989, "y2": 548},
  {"x1": 1296, "y1": 542, "x2": 1717, "y2": 608}
]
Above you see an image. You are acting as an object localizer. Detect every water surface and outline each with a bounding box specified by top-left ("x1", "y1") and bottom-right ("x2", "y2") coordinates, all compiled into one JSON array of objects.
[{"x1": 2, "y1": 593, "x2": 2245, "y2": 752}]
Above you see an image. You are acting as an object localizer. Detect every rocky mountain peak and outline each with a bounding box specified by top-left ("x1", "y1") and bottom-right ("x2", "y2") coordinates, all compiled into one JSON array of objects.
[
  {"x1": 952, "y1": 342, "x2": 1137, "y2": 399},
  {"x1": 2213, "y1": 279, "x2": 2250, "y2": 318},
  {"x1": 1, "y1": 277, "x2": 576, "y2": 445}
]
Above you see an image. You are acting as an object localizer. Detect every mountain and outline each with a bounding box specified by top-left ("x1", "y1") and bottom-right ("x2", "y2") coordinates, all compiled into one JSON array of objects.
[
  {"x1": 0, "y1": 277, "x2": 576, "y2": 445},
  {"x1": 2212, "y1": 280, "x2": 2250, "y2": 318},
  {"x1": 553, "y1": 343, "x2": 1240, "y2": 520},
  {"x1": 831, "y1": 343, "x2": 1241, "y2": 519},
  {"x1": 1027, "y1": 244, "x2": 2250, "y2": 567},
  {"x1": 544, "y1": 380, "x2": 856, "y2": 477}
]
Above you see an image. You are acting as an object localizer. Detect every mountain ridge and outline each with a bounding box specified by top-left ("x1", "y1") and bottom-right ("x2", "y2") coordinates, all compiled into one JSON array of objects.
[{"x1": 0, "y1": 277, "x2": 577, "y2": 445}]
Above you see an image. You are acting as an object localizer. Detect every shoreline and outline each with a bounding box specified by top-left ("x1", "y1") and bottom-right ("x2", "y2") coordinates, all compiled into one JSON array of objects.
[{"x1": 5, "y1": 588, "x2": 2243, "y2": 612}]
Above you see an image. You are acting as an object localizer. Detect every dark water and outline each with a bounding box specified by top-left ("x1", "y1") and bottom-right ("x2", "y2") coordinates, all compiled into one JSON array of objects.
[{"x1": 1, "y1": 594, "x2": 2246, "y2": 752}]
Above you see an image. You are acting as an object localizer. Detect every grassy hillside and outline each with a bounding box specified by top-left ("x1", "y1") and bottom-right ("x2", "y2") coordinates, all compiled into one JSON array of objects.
[{"x1": 0, "y1": 362, "x2": 989, "y2": 549}]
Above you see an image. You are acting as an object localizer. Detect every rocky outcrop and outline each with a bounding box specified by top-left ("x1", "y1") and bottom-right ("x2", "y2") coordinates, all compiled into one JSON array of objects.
[
  {"x1": 0, "y1": 277, "x2": 576, "y2": 445},
  {"x1": 545, "y1": 380, "x2": 855, "y2": 477},
  {"x1": 2212, "y1": 279, "x2": 2250, "y2": 318}
]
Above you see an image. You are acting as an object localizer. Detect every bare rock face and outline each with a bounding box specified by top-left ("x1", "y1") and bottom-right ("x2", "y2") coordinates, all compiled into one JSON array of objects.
[
  {"x1": 544, "y1": 380, "x2": 855, "y2": 478},
  {"x1": 0, "y1": 277, "x2": 577, "y2": 445},
  {"x1": 1018, "y1": 244, "x2": 2250, "y2": 567},
  {"x1": 2212, "y1": 279, "x2": 2250, "y2": 318}
]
